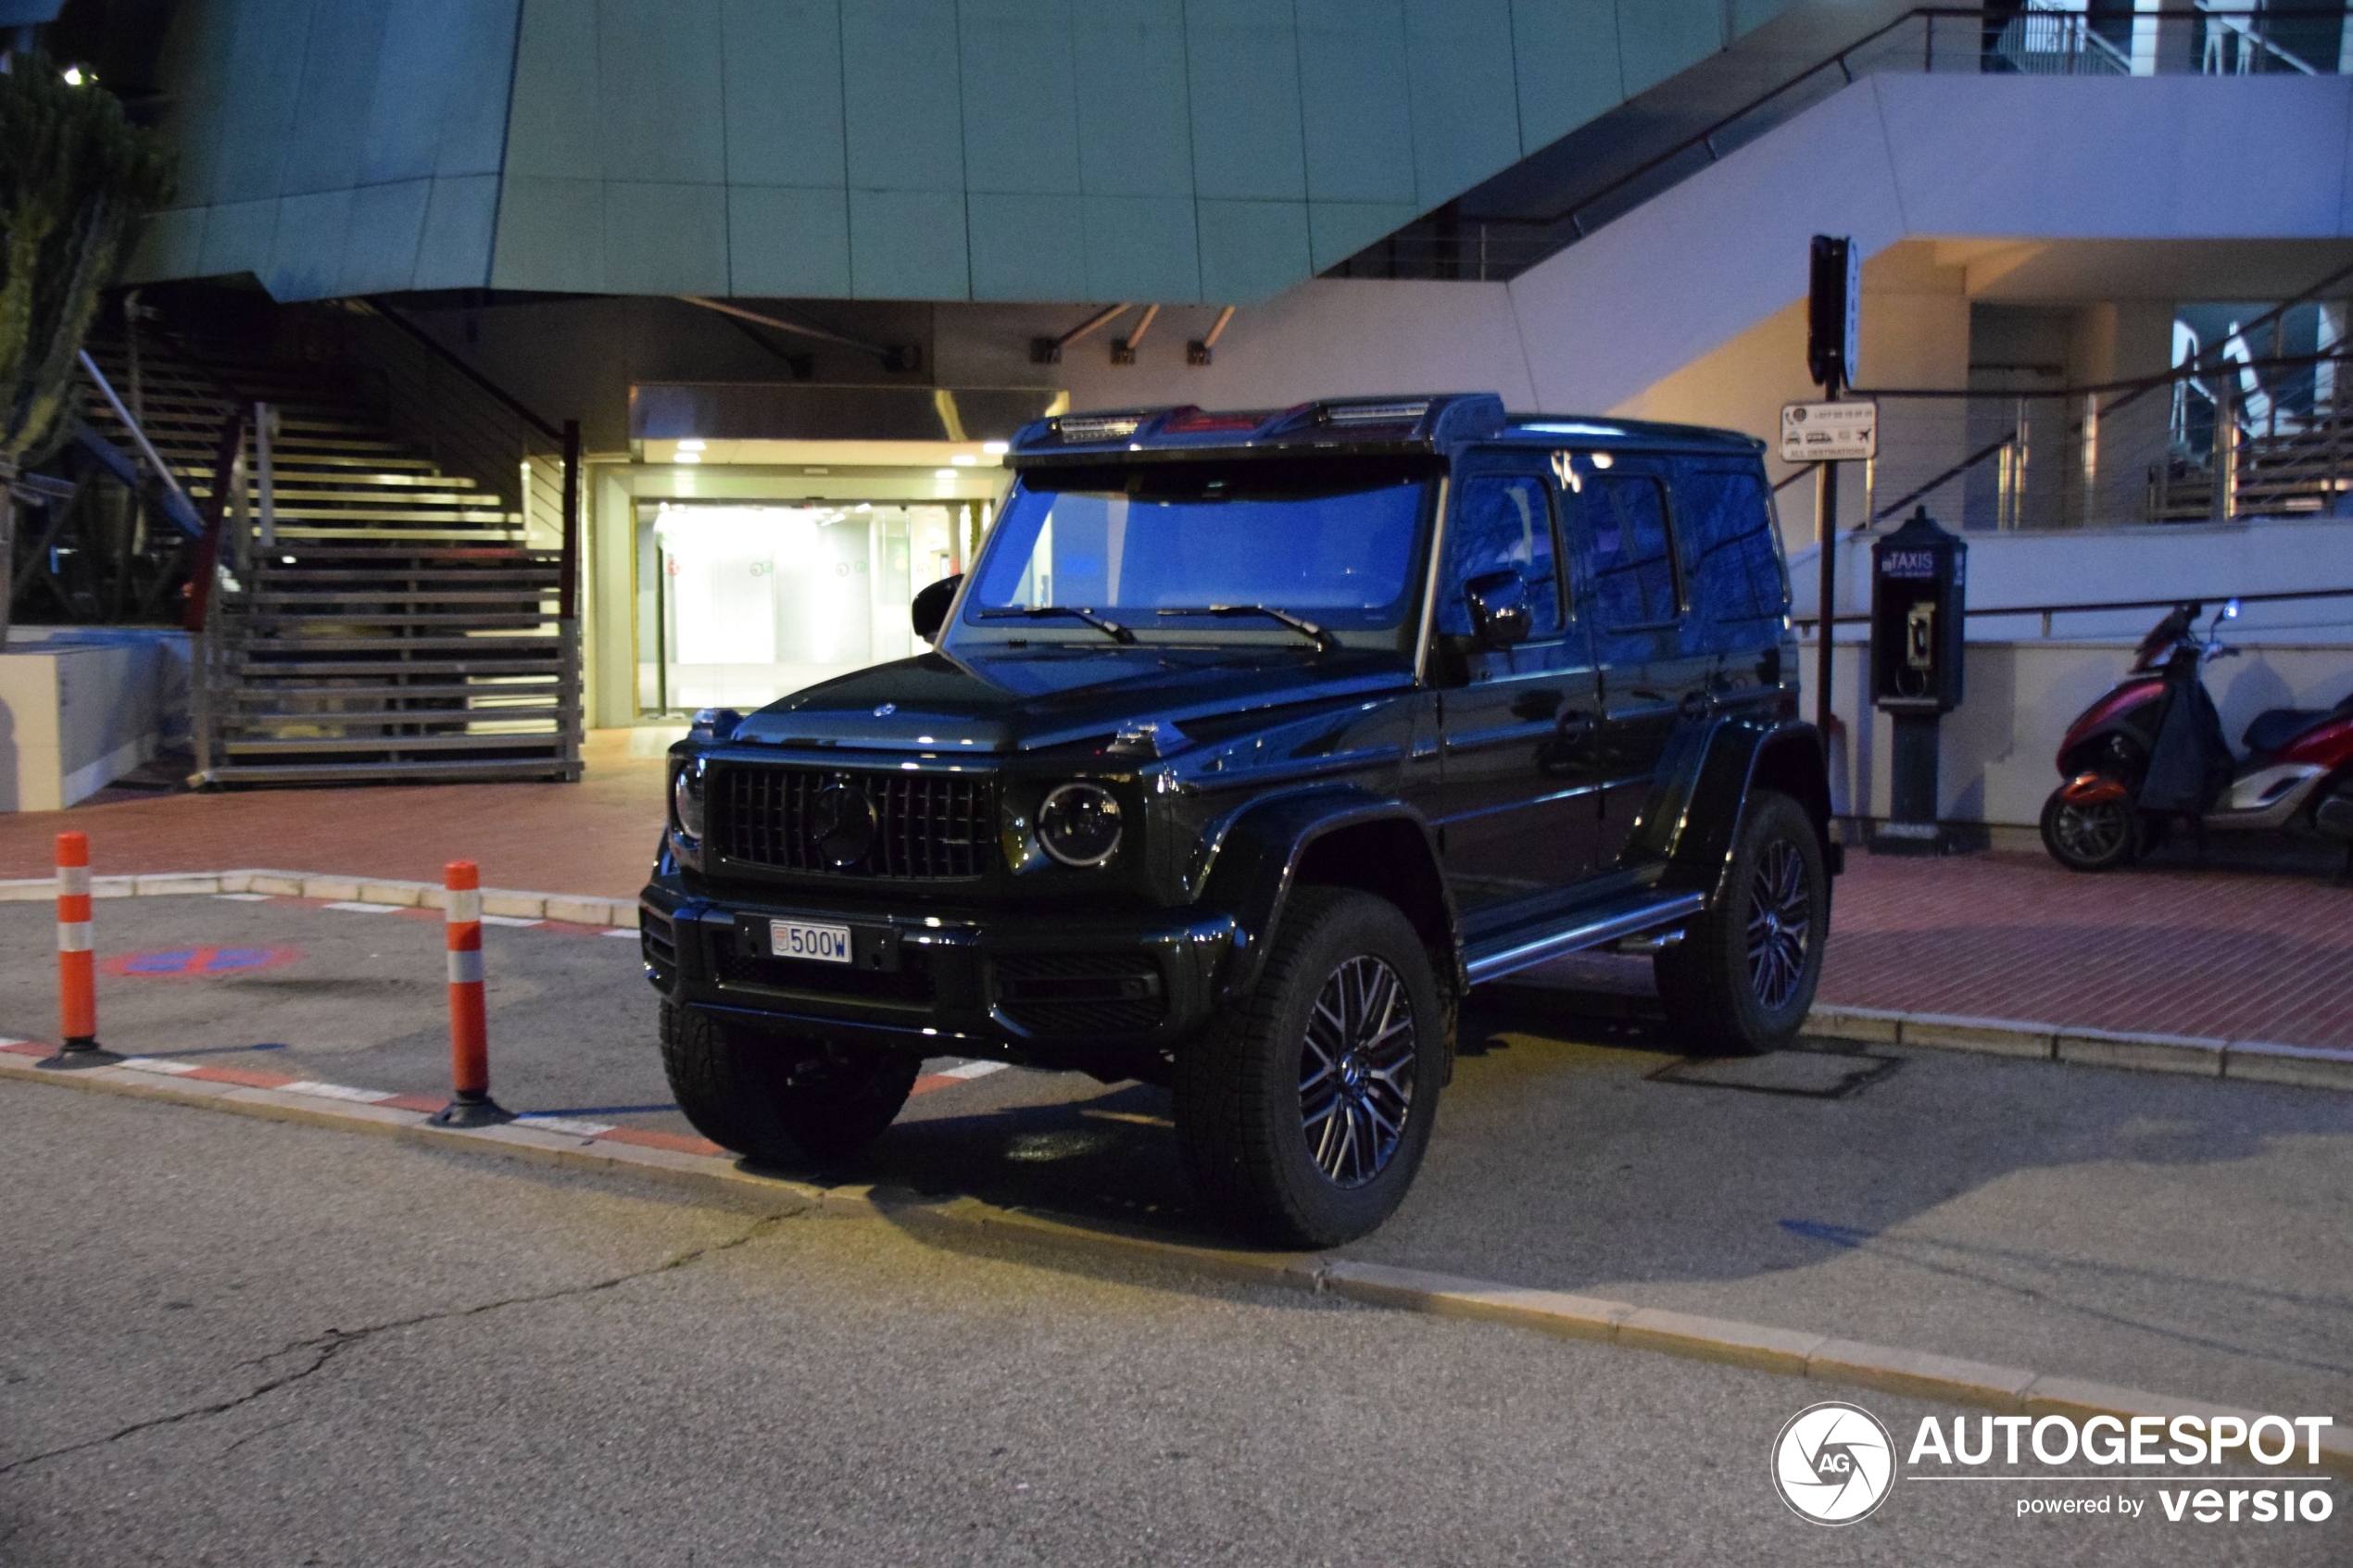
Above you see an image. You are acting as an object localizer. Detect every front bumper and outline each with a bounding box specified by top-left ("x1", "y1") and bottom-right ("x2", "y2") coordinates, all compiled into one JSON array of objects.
[{"x1": 639, "y1": 874, "x2": 1238, "y2": 1064}]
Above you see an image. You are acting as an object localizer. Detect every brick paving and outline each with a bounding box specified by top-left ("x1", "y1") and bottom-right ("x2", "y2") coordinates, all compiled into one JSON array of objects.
[
  {"x1": 5, "y1": 735, "x2": 2347, "y2": 1049},
  {"x1": 1820, "y1": 848, "x2": 2353, "y2": 1049}
]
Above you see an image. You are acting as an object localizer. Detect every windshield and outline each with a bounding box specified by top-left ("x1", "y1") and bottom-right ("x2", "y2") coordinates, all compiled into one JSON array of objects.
[{"x1": 949, "y1": 461, "x2": 1435, "y2": 650}]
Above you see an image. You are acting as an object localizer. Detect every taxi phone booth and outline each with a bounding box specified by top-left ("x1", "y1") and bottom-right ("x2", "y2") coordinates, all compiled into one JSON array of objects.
[{"x1": 1869, "y1": 507, "x2": 1966, "y2": 854}]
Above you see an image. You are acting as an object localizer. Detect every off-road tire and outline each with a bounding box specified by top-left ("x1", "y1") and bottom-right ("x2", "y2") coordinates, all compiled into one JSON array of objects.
[
  {"x1": 1173, "y1": 887, "x2": 1446, "y2": 1248},
  {"x1": 1654, "y1": 789, "x2": 1827, "y2": 1056},
  {"x1": 660, "y1": 1003, "x2": 920, "y2": 1167}
]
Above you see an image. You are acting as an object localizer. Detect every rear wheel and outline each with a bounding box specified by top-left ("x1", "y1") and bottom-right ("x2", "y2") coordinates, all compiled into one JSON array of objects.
[
  {"x1": 2040, "y1": 785, "x2": 2140, "y2": 872},
  {"x1": 1173, "y1": 888, "x2": 1446, "y2": 1248},
  {"x1": 1654, "y1": 789, "x2": 1827, "y2": 1055},
  {"x1": 659, "y1": 1003, "x2": 920, "y2": 1167}
]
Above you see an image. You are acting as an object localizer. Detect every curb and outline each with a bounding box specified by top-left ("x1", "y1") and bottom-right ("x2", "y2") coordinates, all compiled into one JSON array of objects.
[
  {"x1": 1805, "y1": 1004, "x2": 2353, "y2": 1094},
  {"x1": 3, "y1": 1043, "x2": 2345, "y2": 1478},
  {"x1": 0, "y1": 869, "x2": 640, "y2": 932}
]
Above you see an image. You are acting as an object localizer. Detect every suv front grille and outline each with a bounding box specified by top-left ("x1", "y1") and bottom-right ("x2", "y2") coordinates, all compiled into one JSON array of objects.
[
  {"x1": 992, "y1": 952, "x2": 1167, "y2": 1035},
  {"x1": 712, "y1": 764, "x2": 994, "y2": 880}
]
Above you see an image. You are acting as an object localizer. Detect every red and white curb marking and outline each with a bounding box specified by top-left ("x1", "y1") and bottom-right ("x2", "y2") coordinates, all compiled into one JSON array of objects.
[{"x1": 0, "y1": 1036, "x2": 1008, "y2": 1154}]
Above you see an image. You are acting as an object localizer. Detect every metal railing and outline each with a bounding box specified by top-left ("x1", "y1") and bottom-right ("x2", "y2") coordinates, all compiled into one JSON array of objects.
[
  {"x1": 1334, "y1": 7, "x2": 2347, "y2": 282},
  {"x1": 1856, "y1": 347, "x2": 2353, "y2": 533}
]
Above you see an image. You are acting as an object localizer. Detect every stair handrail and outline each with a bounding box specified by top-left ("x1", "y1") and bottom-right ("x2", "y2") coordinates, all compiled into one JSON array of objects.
[
  {"x1": 181, "y1": 408, "x2": 247, "y2": 633},
  {"x1": 1343, "y1": 6, "x2": 2345, "y2": 279},
  {"x1": 356, "y1": 297, "x2": 563, "y2": 442},
  {"x1": 1858, "y1": 346, "x2": 2353, "y2": 523},
  {"x1": 2196, "y1": 0, "x2": 2321, "y2": 74},
  {"x1": 2011, "y1": 1, "x2": 2135, "y2": 74},
  {"x1": 76, "y1": 349, "x2": 204, "y2": 537}
]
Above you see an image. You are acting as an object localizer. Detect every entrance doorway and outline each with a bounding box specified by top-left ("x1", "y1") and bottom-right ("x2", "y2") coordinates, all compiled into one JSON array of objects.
[{"x1": 635, "y1": 501, "x2": 963, "y2": 715}]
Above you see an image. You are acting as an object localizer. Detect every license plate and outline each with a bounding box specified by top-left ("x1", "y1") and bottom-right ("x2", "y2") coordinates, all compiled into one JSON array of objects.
[{"x1": 770, "y1": 919, "x2": 853, "y2": 964}]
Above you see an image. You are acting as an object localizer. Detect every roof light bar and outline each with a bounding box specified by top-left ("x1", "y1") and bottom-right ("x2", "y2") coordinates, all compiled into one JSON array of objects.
[
  {"x1": 1325, "y1": 400, "x2": 1429, "y2": 426},
  {"x1": 1057, "y1": 415, "x2": 1144, "y2": 443},
  {"x1": 1518, "y1": 420, "x2": 1624, "y2": 438}
]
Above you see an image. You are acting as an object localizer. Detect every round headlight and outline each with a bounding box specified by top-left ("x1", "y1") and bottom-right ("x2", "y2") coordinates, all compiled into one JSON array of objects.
[
  {"x1": 672, "y1": 758, "x2": 707, "y2": 842},
  {"x1": 1036, "y1": 782, "x2": 1122, "y2": 868}
]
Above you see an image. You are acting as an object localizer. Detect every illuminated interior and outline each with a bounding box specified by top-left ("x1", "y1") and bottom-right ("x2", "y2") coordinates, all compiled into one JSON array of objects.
[{"x1": 635, "y1": 502, "x2": 963, "y2": 714}]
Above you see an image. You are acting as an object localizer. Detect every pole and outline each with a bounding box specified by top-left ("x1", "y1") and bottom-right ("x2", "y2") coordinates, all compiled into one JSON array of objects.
[
  {"x1": 430, "y1": 860, "x2": 510, "y2": 1127},
  {"x1": 1813, "y1": 454, "x2": 1838, "y2": 758},
  {"x1": 39, "y1": 833, "x2": 118, "y2": 1069}
]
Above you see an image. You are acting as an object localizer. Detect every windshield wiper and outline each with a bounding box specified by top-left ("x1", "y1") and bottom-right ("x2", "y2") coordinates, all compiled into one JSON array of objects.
[
  {"x1": 1156, "y1": 604, "x2": 1338, "y2": 652},
  {"x1": 974, "y1": 606, "x2": 1136, "y2": 644}
]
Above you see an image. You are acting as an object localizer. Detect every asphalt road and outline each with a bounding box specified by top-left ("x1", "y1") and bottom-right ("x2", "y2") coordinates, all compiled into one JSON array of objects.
[
  {"x1": 4, "y1": 1083, "x2": 2344, "y2": 1568},
  {"x1": 3, "y1": 895, "x2": 2349, "y2": 1431}
]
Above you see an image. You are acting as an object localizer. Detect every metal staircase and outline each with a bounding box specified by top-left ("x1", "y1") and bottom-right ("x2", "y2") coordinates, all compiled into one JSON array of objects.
[{"x1": 78, "y1": 320, "x2": 582, "y2": 785}]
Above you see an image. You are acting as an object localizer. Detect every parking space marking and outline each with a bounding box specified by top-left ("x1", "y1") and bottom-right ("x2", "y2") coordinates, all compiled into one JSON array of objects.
[{"x1": 912, "y1": 1060, "x2": 1009, "y2": 1096}]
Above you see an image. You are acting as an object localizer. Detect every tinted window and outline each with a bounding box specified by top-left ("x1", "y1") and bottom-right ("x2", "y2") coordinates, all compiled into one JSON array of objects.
[
  {"x1": 1679, "y1": 468, "x2": 1788, "y2": 622},
  {"x1": 1440, "y1": 474, "x2": 1562, "y2": 638},
  {"x1": 959, "y1": 469, "x2": 1428, "y2": 643},
  {"x1": 1588, "y1": 476, "x2": 1679, "y2": 629}
]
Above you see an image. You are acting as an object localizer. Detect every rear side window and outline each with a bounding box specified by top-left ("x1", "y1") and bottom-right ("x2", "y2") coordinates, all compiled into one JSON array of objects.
[
  {"x1": 1588, "y1": 476, "x2": 1679, "y2": 629},
  {"x1": 1441, "y1": 474, "x2": 1562, "y2": 639},
  {"x1": 1678, "y1": 468, "x2": 1789, "y2": 622}
]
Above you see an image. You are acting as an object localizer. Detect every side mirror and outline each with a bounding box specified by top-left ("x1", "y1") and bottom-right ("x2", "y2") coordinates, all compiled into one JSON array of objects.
[
  {"x1": 1463, "y1": 569, "x2": 1531, "y2": 647},
  {"x1": 911, "y1": 574, "x2": 963, "y2": 644}
]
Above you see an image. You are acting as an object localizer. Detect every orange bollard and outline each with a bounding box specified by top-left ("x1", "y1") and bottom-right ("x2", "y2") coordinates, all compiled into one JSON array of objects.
[
  {"x1": 39, "y1": 832, "x2": 118, "y2": 1070},
  {"x1": 430, "y1": 860, "x2": 510, "y2": 1127}
]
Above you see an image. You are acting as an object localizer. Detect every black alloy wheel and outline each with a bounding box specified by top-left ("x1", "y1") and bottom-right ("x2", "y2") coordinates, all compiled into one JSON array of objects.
[
  {"x1": 1745, "y1": 839, "x2": 1812, "y2": 1012},
  {"x1": 1298, "y1": 955, "x2": 1417, "y2": 1189}
]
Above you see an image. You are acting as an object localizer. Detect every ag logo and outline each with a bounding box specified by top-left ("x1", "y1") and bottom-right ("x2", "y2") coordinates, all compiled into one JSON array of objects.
[{"x1": 1772, "y1": 1401, "x2": 1896, "y2": 1525}]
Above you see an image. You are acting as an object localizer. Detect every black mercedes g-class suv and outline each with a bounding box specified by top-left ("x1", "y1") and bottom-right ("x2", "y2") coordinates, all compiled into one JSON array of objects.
[{"x1": 643, "y1": 393, "x2": 1833, "y2": 1246}]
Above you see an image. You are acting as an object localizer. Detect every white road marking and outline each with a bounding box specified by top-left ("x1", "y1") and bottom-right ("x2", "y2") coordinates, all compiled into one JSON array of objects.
[
  {"x1": 119, "y1": 1057, "x2": 202, "y2": 1075},
  {"x1": 214, "y1": 893, "x2": 272, "y2": 902},
  {"x1": 938, "y1": 1060, "x2": 1008, "y2": 1080},
  {"x1": 602, "y1": 927, "x2": 639, "y2": 938},
  {"x1": 280, "y1": 1080, "x2": 397, "y2": 1103},
  {"x1": 514, "y1": 1114, "x2": 618, "y2": 1136},
  {"x1": 321, "y1": 901, "x2": 400, "y2": 914},
  {"x1": 478, "y1": 914, "x2": 543, "y2": 927}
]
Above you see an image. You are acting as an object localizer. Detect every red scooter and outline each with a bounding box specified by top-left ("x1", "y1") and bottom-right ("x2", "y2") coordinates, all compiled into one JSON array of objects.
[{"x1": 2041, "y1": 601, "x2": 2353, "y2": 874}]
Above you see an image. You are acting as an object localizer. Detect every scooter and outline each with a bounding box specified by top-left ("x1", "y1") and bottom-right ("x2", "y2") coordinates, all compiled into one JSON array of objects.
[{"x1": 2040, "y1": 600, "x2": 2353, "y2": 874}]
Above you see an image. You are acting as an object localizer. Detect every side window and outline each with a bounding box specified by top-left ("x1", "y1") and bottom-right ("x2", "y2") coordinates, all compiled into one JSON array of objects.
[
  {"x1": 1588, "y1": 475, "x2": 1680, "y2": 630},
  {"x1": 1678, "y1": 468, "x2": 1789, "y2": 623},
  {"x1": 1440, "y1": 474, "x2": 1563, "y2": 638}
]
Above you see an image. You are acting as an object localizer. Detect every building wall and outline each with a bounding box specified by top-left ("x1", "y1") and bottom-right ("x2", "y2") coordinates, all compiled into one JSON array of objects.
[
  {"x1": 130, "y1": 0, "x2": 1805, "y2": 305},
  {"x1": 127, "y1": 0, "x2": 524, "y2": 298}
]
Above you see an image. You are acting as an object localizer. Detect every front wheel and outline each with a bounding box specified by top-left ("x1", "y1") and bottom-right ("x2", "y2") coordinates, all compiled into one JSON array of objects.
[
  {"x1": 1173, "y1": 888, "x2": 1447, "y2": 1248},
  {"x1": 1655, "y1": 789, "x2": 1828, "y2": 1055},
  {"x1": 660, "y1": 1003, "x2": 920, "y2": 1167},
  {"x1": 2040, "y1": 785, "x2": 2140, "y2": 872}
]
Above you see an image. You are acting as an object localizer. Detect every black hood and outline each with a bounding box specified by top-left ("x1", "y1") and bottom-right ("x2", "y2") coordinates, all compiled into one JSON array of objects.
[{"x1": 728, "y1": 646, "x2": 1415, "y2": 754}]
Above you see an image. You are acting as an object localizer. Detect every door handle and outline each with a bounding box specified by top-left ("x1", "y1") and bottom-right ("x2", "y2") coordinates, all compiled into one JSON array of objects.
[
  {"x1": 1679, "y1": 690, "x2": 1714, "y2": 721},
  {"x1": 1554, "y1": 711, "x2": 1595, "y2": 742}
]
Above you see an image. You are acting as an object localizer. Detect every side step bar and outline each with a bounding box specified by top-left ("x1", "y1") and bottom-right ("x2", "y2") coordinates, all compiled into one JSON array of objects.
[{"x1": 1462, "y1": 891, "x2": 1705, "y2": 985}]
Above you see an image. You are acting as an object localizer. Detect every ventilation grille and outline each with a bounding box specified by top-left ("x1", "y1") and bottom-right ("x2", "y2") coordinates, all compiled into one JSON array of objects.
[
  {"x1": 712, "y1": 765, "x2": 994, "y2": 880},
  {"x1": 992, "y1": 952, "x2": 1167, "y2": 1035}
]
